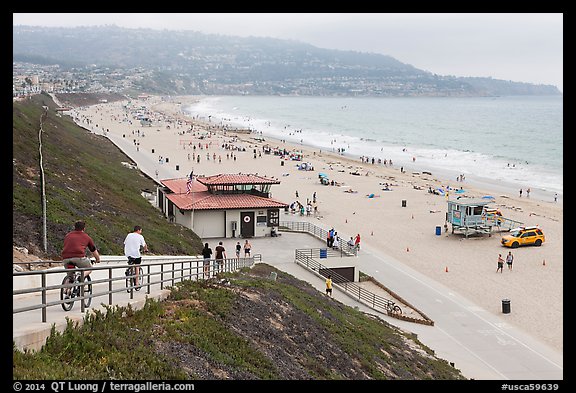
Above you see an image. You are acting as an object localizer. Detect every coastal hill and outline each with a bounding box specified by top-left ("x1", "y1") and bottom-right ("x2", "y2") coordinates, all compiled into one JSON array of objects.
[
  {"x1": 13, "y1": 25, "x2": 560, "y2": 97},
  {"x1": 13, "y1": 92, "x2": 204, "y2": 260},
  {"x1": 12, "y1": 93, "x2": 465, "y2": 380}
]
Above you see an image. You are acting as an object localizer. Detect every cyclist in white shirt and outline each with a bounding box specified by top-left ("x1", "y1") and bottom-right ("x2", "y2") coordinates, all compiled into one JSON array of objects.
[{"x1": 124, "y1": 225, "x2": 148, "y2": 287}]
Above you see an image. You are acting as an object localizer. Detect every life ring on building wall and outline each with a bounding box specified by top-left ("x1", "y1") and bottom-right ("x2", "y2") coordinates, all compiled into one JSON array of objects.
[{"x1": 243, "y1": 215, "x2": 251, "y2": 223}]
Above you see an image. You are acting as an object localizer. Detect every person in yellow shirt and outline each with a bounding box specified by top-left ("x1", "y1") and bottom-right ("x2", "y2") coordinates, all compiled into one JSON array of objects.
[{"x1": 325, "y1": 275, "x2": 333, "y2": 297}]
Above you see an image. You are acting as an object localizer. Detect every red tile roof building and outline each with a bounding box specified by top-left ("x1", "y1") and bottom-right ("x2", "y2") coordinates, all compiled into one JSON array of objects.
[{"x1": 157, "y1": 174, "x2": 288, "y2": 238}]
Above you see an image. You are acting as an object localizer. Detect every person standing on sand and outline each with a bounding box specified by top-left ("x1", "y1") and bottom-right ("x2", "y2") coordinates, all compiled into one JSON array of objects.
[
  {"x1": 506, "y1": 251, "x2": 514, "y2": 270},
  {"x1": 497, "y1": 254, "x2": 504, "y2": 273},
  {"x1": 354, "y1": 233, "x2": 361, "y2": 251}
]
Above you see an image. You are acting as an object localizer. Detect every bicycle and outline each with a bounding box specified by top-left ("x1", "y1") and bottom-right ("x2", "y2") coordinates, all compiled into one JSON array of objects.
[
  {"x1": 60, "y1": 260, "x2": 93, "y2": 311},
  {"x1": 386, "y1": 301, "x2": 402, "y2": 315},
  {"x1": 125, "y1": 256, "x2": 142, "y2": 292}
]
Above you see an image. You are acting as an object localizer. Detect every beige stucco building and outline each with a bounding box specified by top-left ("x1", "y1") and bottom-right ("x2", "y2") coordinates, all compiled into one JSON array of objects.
[{"x1": 157, "y1": 174, "x2": 288, "y2": 239}]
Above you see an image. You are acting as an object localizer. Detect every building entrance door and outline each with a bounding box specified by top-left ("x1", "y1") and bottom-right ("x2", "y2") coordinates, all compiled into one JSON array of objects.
[{"x1": 241, "y1": 212, "x2": 254, "y2": 238}]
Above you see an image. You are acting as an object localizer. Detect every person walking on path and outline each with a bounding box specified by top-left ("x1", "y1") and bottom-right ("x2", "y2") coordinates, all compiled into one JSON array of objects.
[
  {"x1": 235, "y1": 241, "x2": 242, "y2": 259},
  {"x1": 124, "y1": 225, "x2": 148, "y2": 288},
  {"x1": 354, "y1": 233, "x2": 361, "y2": 251},
  {"x1": 325, "y1": 275, "x2": 333, "y2": 297},
  {"x1": 61, "y1": 220, "x2": 101, "y2": 279},
  {"x1": 202, "y1": 243, "x2": 212, "y2": 279},
  {"x1": 497, "y1": 254, "x2": 504, "y2": 273},
  {"x1": 243, "y1": 239, "x2": 252, "y2": 257},
  {"x1": 215, "y1": 241, "x2": 226, "y2": 273},
  {"x1": 506, "y1": 251, "x2": 514, "y2": 270}
]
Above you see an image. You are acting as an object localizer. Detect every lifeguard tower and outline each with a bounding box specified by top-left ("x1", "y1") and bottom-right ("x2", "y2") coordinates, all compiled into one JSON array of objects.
[{"x1": 447, "y1": 198, "x2": 522, "y2": 238}]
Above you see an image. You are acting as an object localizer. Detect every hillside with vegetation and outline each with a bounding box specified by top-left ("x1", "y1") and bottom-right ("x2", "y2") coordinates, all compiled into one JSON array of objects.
[
  {"x1": 13, "y1": 263, "x2": 466, "y2": 380},
  {"x1": 13, "y1": 93, "x2": 204, "y2": 260}
]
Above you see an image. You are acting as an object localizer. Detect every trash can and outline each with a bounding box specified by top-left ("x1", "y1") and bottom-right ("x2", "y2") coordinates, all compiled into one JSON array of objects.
[
  {"x1": 175, "y1": 165, "x2": 179, "y2": 171},
  {"x1": 281, "y1": 160, "x2": 284, "y2": 166},
  {"x1": 320, "y1": 248, "x2": 327, "y2": 259},
  {"x1": 165, "y1": 157, "x2": 169, "y2": 163},
  {"x1": 502, "y1": 299, "x2": 511, "y2": 314},
  {"x1": 435, "y1": 226, "x2": 442, "y2": 236},
  {"x1": 151, "y1": 149, "x2": 154, "y2": 153},
  {"x1": 402, "y1": 199, "x2": 407, "y2": 207}
]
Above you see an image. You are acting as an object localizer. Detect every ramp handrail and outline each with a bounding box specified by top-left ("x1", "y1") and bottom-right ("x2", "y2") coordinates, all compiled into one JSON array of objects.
[
  {"x1": 294, "y1": 249, "x2": 400, "y2": 316},
  {"x1": 280, "y1": 220, "x2": 357, "y2": 256}
]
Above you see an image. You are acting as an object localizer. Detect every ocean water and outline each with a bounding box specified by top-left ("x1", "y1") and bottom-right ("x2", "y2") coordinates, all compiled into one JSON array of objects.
[{"x1": 185, "y1": 95, "x2": 563, "y2": 198}]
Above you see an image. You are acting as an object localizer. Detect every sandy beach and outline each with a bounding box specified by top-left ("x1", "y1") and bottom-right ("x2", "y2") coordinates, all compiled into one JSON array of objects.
[{"x1": 68, "y1": 95, "x2": 563, "y2": 353}]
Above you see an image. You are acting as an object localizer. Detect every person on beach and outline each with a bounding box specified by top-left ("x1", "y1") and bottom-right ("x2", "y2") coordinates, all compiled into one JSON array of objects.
[
  {"x1": 215, "y1": 241, "x2": 226, "y2": 273},
  {"x1": 519, "y1": 189, "x2": 523, "y2": 197},
  {"x1": 506, "y1": 251, "x2": 514, "y2": 270},
  {"x1": 202, "y1": 243, "x2": 212, "y2": 279},
  {"x1": 325, "y1": 275, "x2": 333, "y2": 297},
  {"x1": 497, "y1": 254, "x2": 504, "y2": 273},
  {"x1": 243, "y1": 239, "x2": 252, "y2": 257}
]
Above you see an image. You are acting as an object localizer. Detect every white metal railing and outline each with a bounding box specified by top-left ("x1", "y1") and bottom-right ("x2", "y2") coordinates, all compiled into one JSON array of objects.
[
  {"x1": 279, "y1": 220, "x2": 357, "y2": 256},
  {"x1": 13, "y1": 255, "x2": 259, "y2": 323}
]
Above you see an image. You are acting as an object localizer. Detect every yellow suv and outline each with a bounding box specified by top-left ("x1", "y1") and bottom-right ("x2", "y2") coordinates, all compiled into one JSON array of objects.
[{"x1": 501, "y1": 226, "x2": 545, "y2": 248}]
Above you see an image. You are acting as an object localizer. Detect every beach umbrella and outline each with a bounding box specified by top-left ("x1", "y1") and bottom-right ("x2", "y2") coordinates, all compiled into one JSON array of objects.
[{"x1": 482, "y1": 195, "x2": 495, "y2": 199}]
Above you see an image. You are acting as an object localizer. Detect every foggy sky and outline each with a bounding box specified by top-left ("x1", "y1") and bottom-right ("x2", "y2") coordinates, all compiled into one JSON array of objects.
[{"x1": 12, "y1": 13, "x2": 563, "y2": 92}]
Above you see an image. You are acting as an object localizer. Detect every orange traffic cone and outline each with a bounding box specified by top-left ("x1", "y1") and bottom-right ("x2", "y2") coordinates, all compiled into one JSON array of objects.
[{"x1": 445, "y1": 266, "x2": 449, "y2": 273}]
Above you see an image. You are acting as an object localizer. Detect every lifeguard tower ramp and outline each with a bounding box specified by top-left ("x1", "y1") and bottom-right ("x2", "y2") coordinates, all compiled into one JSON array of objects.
[{"x1": 447, "y1": 199, "x2": 522, "y2": 238}]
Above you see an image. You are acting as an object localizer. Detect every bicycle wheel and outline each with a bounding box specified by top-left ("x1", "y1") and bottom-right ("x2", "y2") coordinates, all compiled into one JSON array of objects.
[
  {"x1": 82, "y1": 275, "x2": 92, "y2": 308},
  {"x1": 60, "y1": 275, "x2": 75, "y2": 311},
  {"x1": 125, "y1": 267, "x2": 135, "y2": 292}
]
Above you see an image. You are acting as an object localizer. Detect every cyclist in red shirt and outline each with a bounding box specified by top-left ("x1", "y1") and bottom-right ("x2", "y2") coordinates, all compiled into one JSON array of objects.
[{"x1": 61, "y1": 220, "x2": 101, "y2": 278}]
